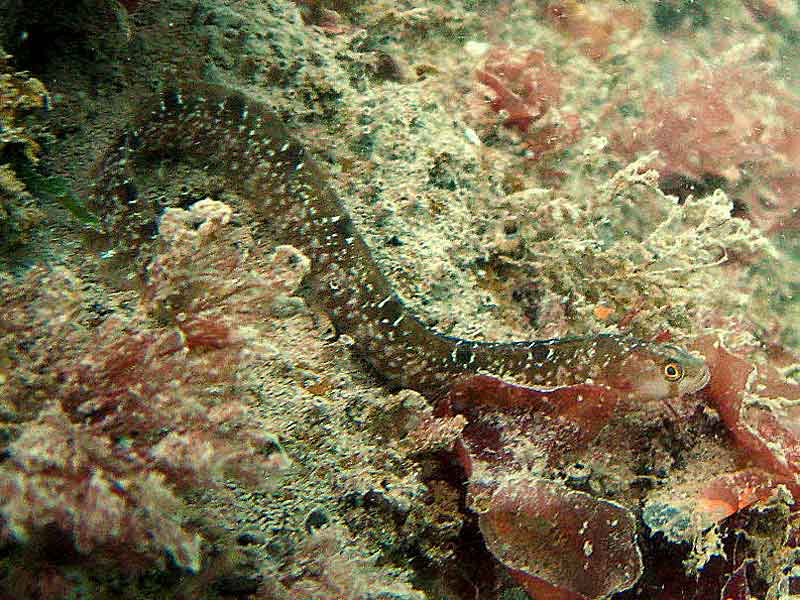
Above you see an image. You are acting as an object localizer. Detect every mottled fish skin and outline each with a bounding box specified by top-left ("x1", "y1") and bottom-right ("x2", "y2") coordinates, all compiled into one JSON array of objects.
[{"x1": 95, "y1": 84, "x2": 709, "y2": 401}]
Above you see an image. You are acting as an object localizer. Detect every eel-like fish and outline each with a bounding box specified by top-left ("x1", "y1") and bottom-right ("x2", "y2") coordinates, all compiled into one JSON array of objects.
[{"x1": 93, "y1": 84, "x2": 710, "y2": 405}]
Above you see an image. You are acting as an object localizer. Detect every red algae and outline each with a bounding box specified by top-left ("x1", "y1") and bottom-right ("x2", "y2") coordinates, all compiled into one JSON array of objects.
[
  {"x1": 473, "y1": 45, "x2": 582, "y2": 168},
  {"x1": 475, "y1": 48, "x2": 560, "y2": 134},
  {"x1": 697, "y1": 336, "x2": 800, "y2": 488},
  {"x1": 476, "y1": 478, "x2": 641, "y2": 600},
  {"x1": 0, "y1": 201, "x2": 293, "y2": 583}
]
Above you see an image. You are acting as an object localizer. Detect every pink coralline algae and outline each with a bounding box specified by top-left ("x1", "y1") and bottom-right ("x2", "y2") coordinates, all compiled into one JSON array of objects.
[
  {"x1": 143, "y1": 198, "x2": 310, "y2": 348},
  {"x1": 475, "y1": 48, "x2": 560, "y2": 134},
  {"x1": 608, "y1": 64, "x2": 800, "y2": 233},
  {"x1": 0, "y1": 200, "x2": 298, "y2": 588},
  {"x1": 542, "y1": 1, "x2": 643, "y2": 62},
  {"x1": 1, "y1": 404, "x2": 205, "y2": 570},
  {"x1": 474, "y1": 47, "x2": 582, "y2": 164}
]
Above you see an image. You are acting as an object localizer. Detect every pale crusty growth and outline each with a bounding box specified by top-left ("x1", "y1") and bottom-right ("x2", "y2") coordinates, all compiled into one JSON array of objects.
[{"x1": 94, "y1": 84, "x2": 708, "y2": 401}]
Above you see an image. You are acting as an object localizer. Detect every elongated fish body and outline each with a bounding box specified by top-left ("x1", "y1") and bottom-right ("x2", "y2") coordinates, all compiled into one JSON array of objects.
[{"x1": 94, "y1": 84, "x2": 709, "y2": 402}]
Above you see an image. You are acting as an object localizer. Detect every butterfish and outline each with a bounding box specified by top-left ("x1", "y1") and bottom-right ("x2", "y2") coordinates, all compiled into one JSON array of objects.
[{"x1": 93, "y1": 84, "x2": 710, "y2": 409}]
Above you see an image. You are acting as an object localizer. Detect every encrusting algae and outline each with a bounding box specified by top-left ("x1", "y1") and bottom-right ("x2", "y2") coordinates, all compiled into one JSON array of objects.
[{"x1": 3, "y1": 0, "x2": 800, "y2": 599}]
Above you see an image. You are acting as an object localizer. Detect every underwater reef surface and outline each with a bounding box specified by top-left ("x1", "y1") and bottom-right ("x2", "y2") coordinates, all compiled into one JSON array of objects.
[{"x1": 1, "y1": 0, "x2": 800, "y2": 599}]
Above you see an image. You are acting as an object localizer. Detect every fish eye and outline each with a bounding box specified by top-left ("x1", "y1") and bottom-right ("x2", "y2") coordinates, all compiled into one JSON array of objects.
[{"x1": 663, "y1": 362, "x2": 684, "y2": 382}]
